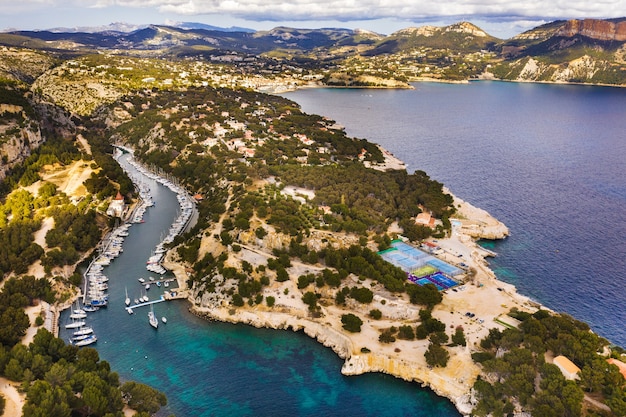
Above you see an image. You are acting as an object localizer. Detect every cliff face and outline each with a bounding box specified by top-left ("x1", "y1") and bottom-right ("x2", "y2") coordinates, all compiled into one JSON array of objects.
[
  {"x1": 342, "y1": 354, "x2": 476, "y2": 415},
  {"x1": 0, "y1": 100, "x2": 43, "y2": 180},
  {"x1": 0, "y1": 124, "x2": 44, "y2": 180},
  {"x1": 557, "y1": 19, "x2": 626, "y2": 42},
  {"x1": 0, "y1": 99, "x2": 75, "y2": 180}
]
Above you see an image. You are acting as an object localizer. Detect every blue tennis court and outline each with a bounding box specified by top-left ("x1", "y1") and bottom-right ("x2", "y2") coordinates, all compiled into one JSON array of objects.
[
  {"x1": 408, "y1": 272, "x2": 458, "y2": 290},
  {"x1": 426, "y1": 259, "x2": 462, "y2": 276},
  {"x1": 415, "y1": 277, "x2": 444, "y2": 290},
  {"x1": 426, "y1": 272, "x2": 458, "y2": 289}
]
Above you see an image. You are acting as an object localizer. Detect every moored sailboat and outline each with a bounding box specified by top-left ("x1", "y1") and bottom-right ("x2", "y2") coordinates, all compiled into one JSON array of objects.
[
  {"x1": 148, "y1": 305, "x2": 158, "y2": 329},
  {"x1": 65, "y1": 319, "x2": 86, "y2": 329},
  {"x1": 74, "y1": 334, "x2": 97, "y2": 347}
]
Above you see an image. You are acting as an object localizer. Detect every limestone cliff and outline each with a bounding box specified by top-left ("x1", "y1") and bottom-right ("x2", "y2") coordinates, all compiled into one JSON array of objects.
[
  {"x1": 0, "y1": 96, "x2": 43, "y2": 180},
  {"x1": 190, "y1": 304, "x2": 478, "y2": 415},
  {"x1": 0, "y1": 123, "x2": 44, "y2": 180},
  {"x1": 343, "y1": 354, "x2": 475, "y2": 415},
  {"x1": 449, "y1": 190, "x2": 509, "y2": 240},
  {"x1": 557, "y1": 19, "x2": 626, "y2": 42},
  {"x1": 192, "y1": 306, "x2": 353, "y2": 360}
]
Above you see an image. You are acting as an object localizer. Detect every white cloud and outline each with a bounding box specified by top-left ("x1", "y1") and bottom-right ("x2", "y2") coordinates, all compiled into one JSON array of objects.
[
  {"x1": 153, "y1": 0, "x2": 626, "y2": 22},
  {"x1": 6, "y1": 0, "x2": 625, "y2": 21},
  {"x1": 2, "y1": 0, "x2": 625, "y2": 35}
]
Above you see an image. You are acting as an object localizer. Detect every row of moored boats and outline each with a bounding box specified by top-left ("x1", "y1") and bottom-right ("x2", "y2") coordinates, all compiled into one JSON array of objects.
[
  {"x1": 65, "y1": 300, "x2": 98, "y2": 346},
  {"x1": 127, "y1": 157, "x2": 195, "y2": 276},
  {"x1": 66, "y1": 150, "x2": 193, "y2": 344}
]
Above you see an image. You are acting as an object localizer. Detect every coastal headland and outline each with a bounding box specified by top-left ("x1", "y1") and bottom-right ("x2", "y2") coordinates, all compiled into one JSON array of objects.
[
  {"x1": 180, "y1": 197, "x2": 531, "y2": 415},
  {"x1": 156, "y1": 149, "x2": 539, "y2": 416},
  {"x1": 3, "y1": 138, "x2": 613, "y2": 416}
]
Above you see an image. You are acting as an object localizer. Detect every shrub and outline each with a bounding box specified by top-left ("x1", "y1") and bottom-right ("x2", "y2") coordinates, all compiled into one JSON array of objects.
[
  {"x1": 266, "y1": 296, "x2": 275, "y2": 307},
  {"x1": 369, "y1": 309, "x2": 382, "y2": 320},
  {"x1": 232, "y1": 293, "x2": 244, "y2": 307},
  {"x1": 341, "y1": 313, "x2": 363, "y2": 332}
]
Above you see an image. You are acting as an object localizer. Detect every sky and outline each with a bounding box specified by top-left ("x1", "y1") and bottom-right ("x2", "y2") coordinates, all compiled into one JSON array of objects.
[{"x1": 1, "y1": 0, "x2": 625, "y2": 39}]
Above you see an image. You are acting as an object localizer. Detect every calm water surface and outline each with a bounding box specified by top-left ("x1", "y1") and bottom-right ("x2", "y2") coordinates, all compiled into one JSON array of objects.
[
  {"x1": 61, "y1": 154, "x2": 460, "y2": 416},
  {"x1": 284, "y1": 81, "x2": 626, "y2": 348}
]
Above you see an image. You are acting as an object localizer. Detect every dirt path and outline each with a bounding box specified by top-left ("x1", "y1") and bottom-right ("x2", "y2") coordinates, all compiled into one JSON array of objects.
[
  {"x1": 0, "y1": 377, "x2": 24, "y2": 417},
  {"x1": 33, "y1": 216, "x2": 54, "y2": 249},
  {"x1": 22, "y1": 304, "x2": 45, "y2": 346},
  {"x1": 76, "y1": 134, "x2": 92, "y2": 155}
]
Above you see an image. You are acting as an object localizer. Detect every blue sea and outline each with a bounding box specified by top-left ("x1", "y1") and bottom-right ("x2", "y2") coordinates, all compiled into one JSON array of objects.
[{"x1": 284, "y1": 81, "x2": 626, "y2": 348}]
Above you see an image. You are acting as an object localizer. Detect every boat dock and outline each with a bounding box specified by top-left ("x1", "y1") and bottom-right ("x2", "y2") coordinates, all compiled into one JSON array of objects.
[
  {"x1": 125, "y1": 290, "x2": 188, "y2": 312},
  {"x1": 139, "y1": 277, "x2": 177, "y2": 287},
  {"x1": 126, "y1": 295, "x2": 167, "y2": 311}
]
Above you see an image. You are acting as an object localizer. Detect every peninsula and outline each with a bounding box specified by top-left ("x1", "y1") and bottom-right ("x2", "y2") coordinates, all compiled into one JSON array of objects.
[{"x1": 172, "y1": 184, "x2": 521, "y2": 414}]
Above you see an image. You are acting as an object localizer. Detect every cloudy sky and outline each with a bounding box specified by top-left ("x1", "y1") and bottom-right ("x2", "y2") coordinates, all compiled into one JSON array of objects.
[{"x1": 1, "y1": 0, "x2": 625, "y2": 39}]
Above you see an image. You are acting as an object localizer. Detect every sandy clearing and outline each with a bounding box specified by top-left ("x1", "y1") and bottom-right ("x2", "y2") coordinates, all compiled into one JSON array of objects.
[
  {"x1": 33, "y1": 216, "x2": 54, "y2": 249},
  {"x1": 0, "y1": 377, "x2": 24, "y2": 417},
  {"x1": 21, "y1": 303, "x2": 45, "y2": 346},
  {"x1": 41, "y1": 160, "x2": 95, "y2": 199}
]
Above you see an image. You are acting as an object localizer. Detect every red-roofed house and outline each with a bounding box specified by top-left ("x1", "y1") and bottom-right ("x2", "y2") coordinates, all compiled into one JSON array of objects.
[
  {"x1": 554, "y1": 355, "x2": 581, "y2": 380},
  {"x1": 415, "y1": 212, "x2": 436, "y2": 229},
  {"x1": 607, "y1": 358, "x2": 626, "y2": 380},
  {"x1": 106, "y1": 191, "x2": 126, "y2": 217}
]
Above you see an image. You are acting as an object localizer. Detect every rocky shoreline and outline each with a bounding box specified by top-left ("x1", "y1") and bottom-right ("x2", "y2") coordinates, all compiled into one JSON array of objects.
[{"x1": 165, "y1": 184, "x2": 537, "y2": 416}]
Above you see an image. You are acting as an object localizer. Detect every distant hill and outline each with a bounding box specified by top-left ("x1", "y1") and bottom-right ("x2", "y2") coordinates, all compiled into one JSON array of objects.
[
  {"x1": 174, "y1": 22, "x2": 255, "y2": 33},
  {"x1": 362, "y1": 22, "x2": 500, "y2": 56},
  {"x1": 1, "y1": 18, "x2": 626, "y2": 86},
  {"x1": 491, "y1": 18, "x2": 626, "y2": 85},
  {"x1": 500, "y1": 18, "x2": 626, "y2": 58},
  {"x1": 1, "y1": 24, "x2": 363, "y2": 56}
]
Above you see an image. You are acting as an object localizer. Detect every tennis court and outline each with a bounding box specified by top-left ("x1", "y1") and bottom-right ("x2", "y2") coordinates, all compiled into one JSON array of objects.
[
  {"x1": 426, "y1": 272, "x2": 458, "y2": 289},
  {"x1": 426, "y1": 258, "x2": 462, "y2": 276},
  {"x1": 407, "y1": 272, "x2": 458, "y2": 290},
  {"x1": 380, "y1": 241, "x2": 463, "y2": 276},
  {"x1": 379, "y1": 241, "x2": 463, "y2": 291}
]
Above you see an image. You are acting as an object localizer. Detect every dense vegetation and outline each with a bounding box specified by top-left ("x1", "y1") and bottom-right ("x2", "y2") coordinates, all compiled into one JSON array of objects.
[
  {"x1": 0, "y1": 275, "x2": 168, "y2": 416},
  {"x1": 471, "y1": 309, "x2": 626, "y2": 416},
  {"x1": 0, "y1": 124, "x2": 137, "y2": 280},
  {"x1": 274, "y1": 164, "x2": 453, "y2": 235}
]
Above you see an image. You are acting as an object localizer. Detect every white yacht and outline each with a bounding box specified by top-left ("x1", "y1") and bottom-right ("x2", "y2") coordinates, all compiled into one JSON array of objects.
[{"x1": 148, "y1": 305, "x2": 158, "y2": 329}]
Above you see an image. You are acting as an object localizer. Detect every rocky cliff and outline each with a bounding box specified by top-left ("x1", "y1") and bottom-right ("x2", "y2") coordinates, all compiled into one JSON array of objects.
[
  {"x1": 557, "y1": 19, "x2": 626, "y2": 42},
  {"x1": 0, "y1": 123, "x2": 44, "y2": 180}
]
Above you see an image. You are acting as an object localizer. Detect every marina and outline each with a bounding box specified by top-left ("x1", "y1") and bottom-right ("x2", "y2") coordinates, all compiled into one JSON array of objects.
[
  {"x1": 64, "y1": 146, "x2": 197, "y2": 346},
  {"x1": 124, "y1": 147, "x2": 197, "y2": 276}
]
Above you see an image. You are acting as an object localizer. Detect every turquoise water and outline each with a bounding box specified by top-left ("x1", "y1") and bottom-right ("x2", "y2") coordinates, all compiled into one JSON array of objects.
[
  {"x1": 284, "y1": 81, "x2": 626, "y2": 348},
  {"x1": 61, "y1": 154, "x2": 460, "y2": 416}
]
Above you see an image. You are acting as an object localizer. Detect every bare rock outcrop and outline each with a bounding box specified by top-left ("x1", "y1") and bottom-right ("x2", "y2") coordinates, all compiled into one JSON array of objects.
[
  {"x1": 557, "y1": 19, "x2": 626, "y2": 42},
  {"x1": 192, "y1": 306, "x2": 353, "y2": 359},
  {"x1": 0, "y1": 107, "x2": 44, "y2": 180},
  {"x1": 342, "y1": 354, "x2": 475, "y2": 415},
  {"x1": 449, "y1": 190, "x2": 509, "y2": 240}
]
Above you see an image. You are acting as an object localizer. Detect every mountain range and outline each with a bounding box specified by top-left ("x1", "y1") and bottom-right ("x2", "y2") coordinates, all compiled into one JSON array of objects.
[
  {"x1": 2, "y1": 17, "x2": 626, "y2": 87},
  {"x1": 1, "y1": 17, "x2": 626, "y2": 87}
]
